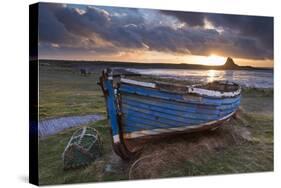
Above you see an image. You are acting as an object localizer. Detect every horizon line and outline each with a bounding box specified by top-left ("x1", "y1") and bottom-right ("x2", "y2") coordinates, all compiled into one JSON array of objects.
[{"x1": 37, "y1": 58, "x2": 273, "y2": 69}]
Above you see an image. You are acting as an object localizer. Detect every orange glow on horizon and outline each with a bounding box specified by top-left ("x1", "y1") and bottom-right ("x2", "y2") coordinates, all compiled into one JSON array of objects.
[
  {"x1": 200, "y1": 54, "x2": 226, "y2": 66},
  {"x1": 40, "y1": 50, "x2": 273, "y2": 68}
]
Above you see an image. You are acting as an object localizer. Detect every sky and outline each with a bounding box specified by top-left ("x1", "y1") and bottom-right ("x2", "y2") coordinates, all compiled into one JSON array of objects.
[{"x1": 38, "y1": 3, "x2": 274, "y2": 67}]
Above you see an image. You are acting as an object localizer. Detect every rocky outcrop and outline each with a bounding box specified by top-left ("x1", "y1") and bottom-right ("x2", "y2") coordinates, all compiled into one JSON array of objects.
[{"x1": 223, "y1": 57, "x2": 239, "y2": 69}]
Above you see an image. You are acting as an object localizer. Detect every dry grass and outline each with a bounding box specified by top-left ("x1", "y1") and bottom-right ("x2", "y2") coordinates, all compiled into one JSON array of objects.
[{"x1": 128, "y1": 109, "x2": 272, "y2": 179}]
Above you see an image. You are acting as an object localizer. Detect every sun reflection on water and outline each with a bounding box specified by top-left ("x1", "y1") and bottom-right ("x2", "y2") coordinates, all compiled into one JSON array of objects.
[{"x1": 207, "y1": 70, "x2": 216, "y2": 82}]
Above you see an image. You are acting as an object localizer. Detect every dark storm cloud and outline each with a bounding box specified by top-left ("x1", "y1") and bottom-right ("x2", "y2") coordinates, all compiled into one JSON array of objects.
[
  {"x1": 141, "y1": 26, "x2": 221, "y2": 54},
  {"x1": 38, "y1": 3, "x2": 273, "y2": 60},
  {"x1": 209, "y1": 14, "x2": 273, "y2": 54},
  {"x1": 38, "y1": 4, "x2": 77, "y2": 44},
  {"x1": 160, "y1": 10, "x2": 206, "y2": 26},
  {"x1": 54, "y1": 6, "x2": 147, "y2": 49},
  {"x1": 51, "y1": 6, "x2": 225, "y2": 55},
  {"x1": 38, "y1": 4, "x2": 120, "y2": 55},
  {"x1": 162, "y1": 10, "x2": 273, "y2": 58}
]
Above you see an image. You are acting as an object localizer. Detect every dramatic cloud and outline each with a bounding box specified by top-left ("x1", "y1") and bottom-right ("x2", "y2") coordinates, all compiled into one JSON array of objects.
[
  {"x1": 38, "y1": 3, "x2": 273, "y2": 60},
  {"x1": 160, "y1": 11, "x2": 206, "y2": 27},
  {"x1": 209, "y1": 14, "x2": 273, "y2": 55},
  {"x1": 162, "y1": 10, "x2": 273, "y2": 58}
]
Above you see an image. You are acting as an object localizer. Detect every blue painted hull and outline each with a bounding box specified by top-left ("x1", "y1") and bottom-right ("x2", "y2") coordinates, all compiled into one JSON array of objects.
[
  {"x1": 120, "y1": 83, "x2": 240, "y2": 138},
  {"x1": 99, "y1": 69, "x2": 241, "y2": 159}
]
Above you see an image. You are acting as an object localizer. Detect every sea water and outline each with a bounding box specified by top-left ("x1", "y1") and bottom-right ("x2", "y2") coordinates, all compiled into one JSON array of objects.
[{"x1": 127, "y1": 68, "x2": 273, "y2": 88}]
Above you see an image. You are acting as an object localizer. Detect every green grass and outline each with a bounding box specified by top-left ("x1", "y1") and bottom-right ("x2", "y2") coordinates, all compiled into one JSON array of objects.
[
  {"x1": 38, "y1": 61, "x2": 273, "y2": 184},
  {"x1": 39, "y1": 65, "x2": 106, "y2": 119},
  {"x1": 39, "y1": 120, "x2": 129, "y2": 185},
  {"x1": 38, "y1": 62, "x2": 129, "y2": 184}
]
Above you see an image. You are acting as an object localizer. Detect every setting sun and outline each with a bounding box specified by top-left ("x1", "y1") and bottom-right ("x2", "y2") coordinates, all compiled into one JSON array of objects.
[{"x1": 201, "y1": 55, "x2": 226, "y2": 66}]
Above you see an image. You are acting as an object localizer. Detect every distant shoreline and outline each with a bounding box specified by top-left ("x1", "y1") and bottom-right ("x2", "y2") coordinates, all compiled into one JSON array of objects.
[{"x1": 38, "y1": 59, "x2": 273, "y2": 71}]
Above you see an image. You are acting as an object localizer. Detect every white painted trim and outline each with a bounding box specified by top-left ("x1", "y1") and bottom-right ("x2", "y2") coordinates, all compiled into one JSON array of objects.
[
  {"x1": 121, "y1": 78, "x2": 156, "y2": 88},
  {"x1": 123, "y1": 111, "x2": 236, "y2": 139},
  {"x1": 187, "y1": 87, "x2": 241, "y2": 97},
  {"x1": 113, "y1": 135, "x2": 120, "y2": 143},
  {"x1": 120, "y1": 78, "x2": 241, "y2": 98}
]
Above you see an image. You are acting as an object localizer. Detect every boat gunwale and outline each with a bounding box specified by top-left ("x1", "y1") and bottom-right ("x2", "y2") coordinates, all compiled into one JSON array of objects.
[
  {"x1": 121, "y1": 92, "x2": 241, "y2": 111},
  {"x1": 119, "y1": 85, "x2": 241, "y2": 105},
  {"x1": 120, "y1": 78, "x2": 241, "y2": 98}
]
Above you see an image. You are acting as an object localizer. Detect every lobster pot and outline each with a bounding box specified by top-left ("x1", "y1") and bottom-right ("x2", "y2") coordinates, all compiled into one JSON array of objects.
[{"x1": 62, "y1": 127, "x2": 102, "y2": 169}]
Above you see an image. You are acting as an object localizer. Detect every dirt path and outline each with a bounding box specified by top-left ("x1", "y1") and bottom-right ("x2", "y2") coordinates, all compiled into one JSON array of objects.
[{"x1": 39, "y1": 114, "x2": 105, "y2": 137}]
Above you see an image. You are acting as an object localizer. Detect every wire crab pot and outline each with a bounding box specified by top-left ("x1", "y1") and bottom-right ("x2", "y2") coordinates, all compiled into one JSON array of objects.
[{"x1": 62, "y1": 127, "x2": 103, "y2": 169}]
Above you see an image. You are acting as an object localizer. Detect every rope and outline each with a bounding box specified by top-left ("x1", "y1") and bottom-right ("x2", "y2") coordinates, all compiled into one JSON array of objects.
[{"x1": 128, "y1": 154, "x2": 157, "y2": 180}]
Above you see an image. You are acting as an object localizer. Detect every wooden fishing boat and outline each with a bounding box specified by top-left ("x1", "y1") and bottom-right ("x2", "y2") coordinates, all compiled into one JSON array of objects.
[{"x1": 98, "y1": 68, "x2": 241, "y2": 160}]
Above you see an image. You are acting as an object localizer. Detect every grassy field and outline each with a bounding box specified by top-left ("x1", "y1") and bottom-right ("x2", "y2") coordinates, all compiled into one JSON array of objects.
[
  {"x1": 38, "y1": 61, "x2": 273, "y2": 185},
  {"x1": 39, "y1": 64, "x2": 106, "y2": 119}
]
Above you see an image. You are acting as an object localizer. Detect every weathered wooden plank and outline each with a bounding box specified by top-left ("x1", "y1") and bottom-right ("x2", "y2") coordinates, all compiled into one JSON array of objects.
[
  {"x1": 122, "y1": 104, "x2": 217, "y2": 124},
  {"x1": 123, "y1": 93, "x2": 217, "y2": 111},
  {"x1": 123, "y1": 116, "x2": 178, "y2": 132},
  {"x1": 104, "y1": 79, "x2": 120, "y2": 137},
  {"x1": 120, "y1": 84, "x2": 240, "y2": 106},
  {"x1": 122, "y1": 109, "x2": 204, "y2": 127},
  {"x1": 122, "y1": 102, "x2": 220, "y2": 121},
  {"x1": 122, "y1": 95, "x2": 239, "y2": 117}
]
